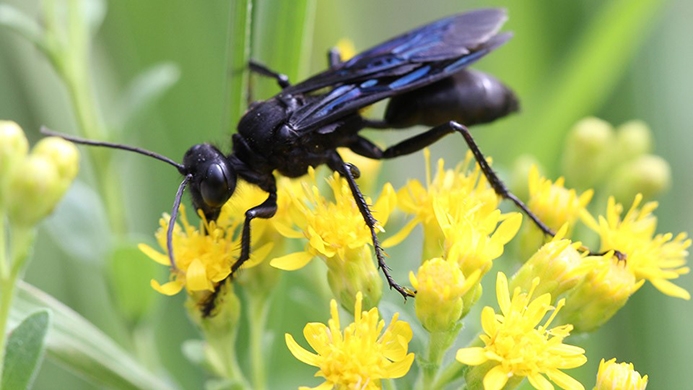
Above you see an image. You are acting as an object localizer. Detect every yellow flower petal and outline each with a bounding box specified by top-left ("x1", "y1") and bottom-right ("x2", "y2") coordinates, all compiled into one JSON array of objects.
[
  {"x1": 150, "y1": 279, "x2": 183, "y2": 296},
  {"x1": 483, "y1": 364, "x2": 510, "y2": 390},
  {"x1": 455, "y1": 347, "x2": 488, "y2": 366},
  {"x1": 382, "y1": 218, "x2": 420, "y2": 248},
  {"x1": 285, "y1": 333, "x2": 321, "y2": 367},
  {"x1": 139, "y1": 243, "x2": 170, "y2": 266},
  {"x1": 493, "y1": 212, "x2": 523, "y2": 245},
  {"x1": 650, "y1": 278, "x2": 691, "y2": 300},
  {"x1": 243, "y1": 242, "x2": 274, "y2": 269},
  {"x1": 546, "y1": 368, "x2": 586, "y2": 390},
  {"x1": 385, "y1": 353, "x2": 415, "y2": 378},
  {"x1": 270, "y1": 251, "x2": 315, "y2": 271},
  {"x1": 186, "y1": 258, "x2": 214, "y2": 291},
  {"x1": 527, "y1": 372, "x2": 555, "y2": 390}
]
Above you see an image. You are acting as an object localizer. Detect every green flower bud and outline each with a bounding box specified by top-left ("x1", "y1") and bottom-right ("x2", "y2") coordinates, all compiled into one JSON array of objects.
[
  {"x1": 511, "y1": 237, "x2": 586, "y2": 301},
  {"x1": 614, "y1": 120, "x2": 652, "y2": 161},
  {"x1": 33, "y1": 136, "x2": 80, "y2": 187},
  {"x1": 0, "y1": 120, "x2": 29, "y2": 207},
  {"x1": 7, "y1": 136, "x2": 79, "y2": 228},
  {"x1": 561, "y1": 117, "x2": 614, "y2": 189},
  {"x1": 187, "y1": 281, "x2": 241, "y2": 335},
  {"x1": 7, "y1": 154, "x2": 62, "y2": 227},
  {"x1": 510, "y1": 154, "x2": 542, "y2": 202},
  {"x1": 558, "y1": 255, "x2": 643, "y2": 333},
  {"x1": 409, "y1": 258, "x2": 468, "y2": 332},
  {"x1": 327, "y1": 245, "x2": 383, "y2": 312},
  {"x1": 606, "y1": 154, "x2": 671, "y2": 204}
]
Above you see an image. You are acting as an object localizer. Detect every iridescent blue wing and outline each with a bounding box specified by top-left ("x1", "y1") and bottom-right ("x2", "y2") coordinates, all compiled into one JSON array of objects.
[{"x1": 282, "y1": 8, "x2": 511, "y2": 131}]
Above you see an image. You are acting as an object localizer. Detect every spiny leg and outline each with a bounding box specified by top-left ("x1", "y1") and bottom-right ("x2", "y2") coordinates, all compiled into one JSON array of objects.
[
  {"x1": 351, "y1": 120, "x2": 554, "y2": 236},
  {"x1": 201, "y1": 190, "x2": 278, "y2": 316},
  {"x1": 328, "y1": 152, "x2": 415, "y2": 299}
]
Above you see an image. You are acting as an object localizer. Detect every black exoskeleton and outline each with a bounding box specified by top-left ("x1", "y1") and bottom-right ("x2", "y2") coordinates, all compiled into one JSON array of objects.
[{"x1": 43, "y1": 9, "x2": 555, "y2": 316}]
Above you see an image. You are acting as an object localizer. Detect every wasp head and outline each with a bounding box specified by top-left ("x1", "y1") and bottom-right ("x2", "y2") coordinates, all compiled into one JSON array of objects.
[{"x1": 183, "y1": 143, "x2": 237, "y2": 221}]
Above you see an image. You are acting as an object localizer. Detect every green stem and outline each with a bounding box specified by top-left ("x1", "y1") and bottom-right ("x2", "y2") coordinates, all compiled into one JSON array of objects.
[
  {"x1": 41, "y1": 0, "x2": 126, "y2": 236},
  {"x1": 217, "y1": 329, "x2": 246, "y2": 385},
  {"x1": 0, "y1": 270, "x2": 17, "y2": 382},
  {"x1": 430, "y1": 361, "x2": 466, "y2": 390},
  {"x1": 422, "y1": 331, "x2": 447, "y2": 387},
  {"x1": 0, "y1": 212, "x2": 7, "y2": 280},
  {"x1": 247, "y1": 293, "x2": 270, "y2": 390},
  {"x1": 0, "y1": 225, "x2": 36, "y2": 381}
]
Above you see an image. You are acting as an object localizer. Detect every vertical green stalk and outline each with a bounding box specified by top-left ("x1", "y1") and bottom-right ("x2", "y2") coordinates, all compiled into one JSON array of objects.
[
  {"x1": 41, "y1": 0, "x2": 125, "y2": 235},
  {"x1": 0, "y1": 224, "x2": 36, "y2": 381},
  {"x1": 225, "y1": 0, "x2": 253, "y2": 132},
  {"x1": 247, "y1": 293, "x2": 270, "y2": 390},
  {"x1": 430, "y1": 362, "x2": 466, "y2": 390},
  {"x1": 0, "y1": 211, "x2": 11, "y2": 380},
  {"x1": 418, "y1": 328, "x2": 461, "y2": 390},
  {"x1": 214, "y1": 329, "x2": 245, "y2": 384}
]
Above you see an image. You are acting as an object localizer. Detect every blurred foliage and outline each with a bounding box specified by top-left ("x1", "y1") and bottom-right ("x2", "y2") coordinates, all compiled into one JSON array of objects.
[{"x1": 0, "y1": 0, "x2": 691, "y2": 388}]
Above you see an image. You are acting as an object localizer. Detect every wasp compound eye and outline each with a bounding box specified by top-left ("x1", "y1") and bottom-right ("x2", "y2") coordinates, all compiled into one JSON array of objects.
[{"x1": 200, "y1": 163, "x2": 236, "y2": 208}]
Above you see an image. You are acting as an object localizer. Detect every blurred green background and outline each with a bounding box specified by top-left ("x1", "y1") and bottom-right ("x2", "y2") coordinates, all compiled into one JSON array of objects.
[{"x1": 1, "y1": 0, "x2": 691, "y2": 388}]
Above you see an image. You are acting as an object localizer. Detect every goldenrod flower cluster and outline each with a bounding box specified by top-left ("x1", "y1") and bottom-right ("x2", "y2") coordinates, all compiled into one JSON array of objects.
[{"x1": 140, "y1": 117, "x2": 684, "y2": 389}]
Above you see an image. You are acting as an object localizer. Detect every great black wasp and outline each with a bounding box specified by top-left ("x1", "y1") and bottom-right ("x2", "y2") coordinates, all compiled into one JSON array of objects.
[{"x1": 43, "y1": 8, "x2": 553, "y2": 315}]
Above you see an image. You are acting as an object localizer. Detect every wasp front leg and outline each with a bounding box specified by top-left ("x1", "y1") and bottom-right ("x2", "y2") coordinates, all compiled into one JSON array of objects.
[{"x1": 201, "y1": 190, "x2": 278, "y2": 316}]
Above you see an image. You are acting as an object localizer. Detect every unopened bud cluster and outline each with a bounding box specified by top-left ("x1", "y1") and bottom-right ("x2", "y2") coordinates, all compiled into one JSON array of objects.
[
  {"x1": 0, "y1": 121, "x2": 79, "y2": 227},
  {"x1": 561, "y1": 118, "x2": 670, "y2": 203}
]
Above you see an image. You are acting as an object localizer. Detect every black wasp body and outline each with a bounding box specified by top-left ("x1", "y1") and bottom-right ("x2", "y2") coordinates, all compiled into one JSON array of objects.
[
  {"x1": 45, "y1": 9, "x2": 552, "y2": 315},
  {"x1": 184, "y1": 8, "x2": 543, "y2": 313}
]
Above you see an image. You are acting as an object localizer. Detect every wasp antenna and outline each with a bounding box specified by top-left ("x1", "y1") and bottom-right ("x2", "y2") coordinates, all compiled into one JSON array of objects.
[
  {"x1": 40, "y1": 126, "x2": 186, "y2": 172},
  {"x1": 167, "y1": 174, "x2": 193, "y2": 271}
]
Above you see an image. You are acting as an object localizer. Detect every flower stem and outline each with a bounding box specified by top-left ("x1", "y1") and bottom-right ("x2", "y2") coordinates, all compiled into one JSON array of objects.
[
  {"x1": 42, "y1": 0, "x2": 126, "y2": 236},
  {"x1": 247, "y1": 292, "x2": 270, "y2": 390},
  {"x1": 420, "y1": 330, "x2": 450, "y2": 388},
  {"x1": 0, "y1": 223, "x2": 36, "y2": 381},
  {"x1": 431, "y1": 361, "x2": 466, "y2": 390}
]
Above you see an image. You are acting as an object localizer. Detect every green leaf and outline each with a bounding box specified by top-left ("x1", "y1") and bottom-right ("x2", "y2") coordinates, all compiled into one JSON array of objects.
[
  {"x1": 84, "y1": 0, "x2": 107, "y2": 34},
  {"x1": 252, "y1": 0, "x2": 317, "y2": 96},
  {"x1": 2, "y1": 310, "x2": 50, "y2": 390},
  {"x1": 107, "y1": 240, "x2": 160, "y2": 324},
  {"x1": 11, "y1": 282, "x2": 176, "y2": 390},
  {"x1": 0, "y1": 4, "x2": 43, "y2": 47},
  {"x1": 117, "y1": 62, "x2": 181, "y2": 130},
  {"x1": 43, "y1": 181, "x2": 110, "y2": 264}
]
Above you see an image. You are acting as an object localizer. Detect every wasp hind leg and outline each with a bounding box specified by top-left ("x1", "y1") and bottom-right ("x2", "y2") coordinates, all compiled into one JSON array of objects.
[{"x1": 351, "y1": 120, "x2": 555, "y2": 236}]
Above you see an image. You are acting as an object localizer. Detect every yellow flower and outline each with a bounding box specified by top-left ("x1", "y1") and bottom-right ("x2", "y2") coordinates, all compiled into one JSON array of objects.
[
  {"x1": 409, "y1": 257, "x2": 480, "y2": 331},
  {"x1": 594, "y1": 358, "x2": 648, "y2": 390},
  {"x1": 387, "y1": 149, "x2": 506, "y2": 263},
  {"x1": 583, "y1": 194, "x2": 691, "y2": 300},
  {"x1": 511, "y1": 227, "x2": 591, "y2": 302},
  {"x1": 285, "y1": 292, "x2": 415, "y2": 390},
  {"x1": 440, "y1": 204, "x2": 522, "y2": 279},
  {"x1": 271, "y1": 170, "x2": 396, "y2": 308},
  {"x1": 140, "y1": 180, "x2": 274, "y2": 297},
  {"x1": 456, "y1": 272, "x2": 586, "y2": 390},
  {"x1": 558, "y1": 254, "x2": 644, "y2": 333},
  {"x1": 527, "y1": 165, "x2": 593, "y2": 233}
]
